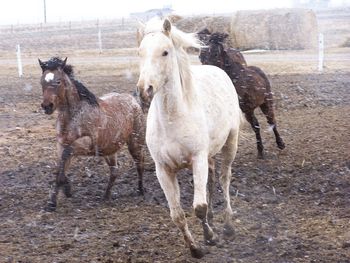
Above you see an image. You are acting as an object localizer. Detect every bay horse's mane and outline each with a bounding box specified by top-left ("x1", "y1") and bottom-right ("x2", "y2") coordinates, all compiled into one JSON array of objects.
[{"x1": 41, "y1": 57, "x2": 99, "y2": 107}]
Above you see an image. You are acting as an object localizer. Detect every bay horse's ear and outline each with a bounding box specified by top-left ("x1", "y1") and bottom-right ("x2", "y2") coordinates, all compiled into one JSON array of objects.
[
  {"x1": 163, "y1": 18, "x2": 171, "y2": 35},
  {"x1": 62, "y1": 57, "x2": 68, "y2": 68},
  {"x1": 38, "y1": 58, "x2": 45, "y2": 71}
]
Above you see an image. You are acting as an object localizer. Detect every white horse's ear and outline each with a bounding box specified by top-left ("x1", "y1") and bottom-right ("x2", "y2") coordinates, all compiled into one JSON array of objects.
[
  {"x1": 136, "y1": 21, "x2": 146, "y2": 46},
  {"x1": 163, "y1": 19, "x2": 171, "y2": 35}
]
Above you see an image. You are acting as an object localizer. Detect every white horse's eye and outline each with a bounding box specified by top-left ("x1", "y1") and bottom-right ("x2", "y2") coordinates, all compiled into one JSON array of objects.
[{"x1": 162, "y1": 50, "x2": 168, "y2": 56}]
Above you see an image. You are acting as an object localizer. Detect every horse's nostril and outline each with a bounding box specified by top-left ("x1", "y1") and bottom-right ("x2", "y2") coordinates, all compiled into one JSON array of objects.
[{"x1": 147, "y1": 85, "x2": 154, "y2": 97}]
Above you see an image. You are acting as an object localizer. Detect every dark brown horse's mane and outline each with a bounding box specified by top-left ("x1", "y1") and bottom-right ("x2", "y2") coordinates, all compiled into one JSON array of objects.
[
  {"x1": 208, "y1": 32, "x2": 229, "y2": 44},
  {"x1": 41, "y1": 57, "x2": 99, "y2": 107}
]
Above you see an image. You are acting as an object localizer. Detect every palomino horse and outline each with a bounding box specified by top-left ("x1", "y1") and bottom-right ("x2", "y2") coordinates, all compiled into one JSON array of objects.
[
  {"x1": 198, "y1": 31, "x2": 285, "y2": 159},
  {"x1": 137, "y1": 18, "x2": 243, "y2": 258},
  {"x1": 38, "y1": 57, "x2": 145, "y2": 211}
]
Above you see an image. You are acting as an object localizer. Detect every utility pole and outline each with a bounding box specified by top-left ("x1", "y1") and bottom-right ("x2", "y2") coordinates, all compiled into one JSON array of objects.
[{"x1": 43, "y1": 0, "x2": 47, "y2": 23}]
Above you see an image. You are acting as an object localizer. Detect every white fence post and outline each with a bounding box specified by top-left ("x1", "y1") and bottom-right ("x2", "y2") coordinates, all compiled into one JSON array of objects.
[
  {"x1": 98, "y1": 29, "x2": 102, "y2": 53},
  {"x1": 318, "y1": 33, "x2": 324, "y2": 72},
  {"x1": 16, "y1": 44, "x2": 23, "y2": 77}
]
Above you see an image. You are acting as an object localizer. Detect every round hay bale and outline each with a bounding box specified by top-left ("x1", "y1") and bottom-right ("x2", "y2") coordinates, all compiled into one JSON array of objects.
[
  {"x1": 175, "y1": 15, "x2": 234, "y2": 46},
  {"x1": 174, "y1": 16, "x2": 211, "y2": 33},
  {"x1": 230, "y1": 9, "x2": 318, "y2": 50},
  {"x1": 175, "y1": 15, "x2": 232, "y2": 34}
]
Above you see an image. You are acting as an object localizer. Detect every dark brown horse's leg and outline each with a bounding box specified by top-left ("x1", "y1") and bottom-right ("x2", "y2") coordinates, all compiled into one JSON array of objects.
[
  {"x1": 207, "y1": 157, "x2": 215, "y2": 228},
  {"x1": 46, "y1": 146, "x2": 73, "y2": 211},
  {"x1": 127, "y1": 136, "x2": 145, "y2": 195},
  {"x1": 260, "y1": 102, "x2": 285, "y2": 150},
  {"x1": 104, "y1": 154, "x2": 118, "y2": 200},
  {"x1": 245, "y1": 111, "x2": 265, "y2": 159}
]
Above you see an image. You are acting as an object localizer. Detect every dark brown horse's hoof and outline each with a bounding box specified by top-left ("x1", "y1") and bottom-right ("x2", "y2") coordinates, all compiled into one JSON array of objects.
[
  {"x1": 257, "y1": 152, "x2": 265, "y2": 159},
  {"x1": 137, "y1": 187, "x2": 145, "y2": 196},
  {"x1": 277, "y1": 140, "x2": 285, "y2": 150},
  {"x1": 190, "y1": 245, "x2": 208, "y2": 259},
  {"x1": 103, "y1": 194, "x2": 111, "y2": 201},
  {"x1": 45, "y1": 202, "x2": 57, "y2": 212}
]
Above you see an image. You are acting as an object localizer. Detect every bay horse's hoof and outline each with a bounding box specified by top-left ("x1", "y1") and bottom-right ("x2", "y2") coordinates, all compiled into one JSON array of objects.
[
  {"x1": 63, "y1": 183, "x2": 72, "y2": 198},
  {"x1": 45, "y1": 202, "x2": 57, "y2": 212},
  {"x1": 103, "y1": 193, "x2": 111, "y2": 201},
  {"x1": 190, "y1": 245, "x2": 208, "y2": 259},
  {"x1": 205, "y1": 237, "x2": 217, "y2": 246}
]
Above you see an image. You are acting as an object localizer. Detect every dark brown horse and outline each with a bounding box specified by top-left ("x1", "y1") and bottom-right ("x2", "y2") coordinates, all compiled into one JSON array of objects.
[
  {"x1": 39, "y1": 57, "x2": 145, "y2": 211},
  {"x1": 198, "y1": 31, "x2": 285, "y2": 158}
]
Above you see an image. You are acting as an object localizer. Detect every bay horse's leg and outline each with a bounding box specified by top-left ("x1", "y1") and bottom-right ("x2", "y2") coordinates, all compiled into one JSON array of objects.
[
  {"x1": 244, "y1": 111, "x2": 265, "y2": 159},
  {"x1": 260, "y1": 102, "x2": 285, "y2": 150},
  {"x1": 47, "y1": 145, "x2": 73, "y2": 211},
  {"x1": 207, "y1": 157, "x2": 216, "y2": 227},
  {"x1": 192, "y1": 153, "x2": 216, "y2": 246},
  {"x1": 103, "y1": 154, "x2": 118, "y2": 200},
  {"x1": 127, "y1": 134, "x2": 145, "y2": 195},
  {"x1": 155, "y1": 163, "x2": 205, "y2": 259},
  {"x1": 220, "y1": 129, "x2": 239, "y2": 237}
]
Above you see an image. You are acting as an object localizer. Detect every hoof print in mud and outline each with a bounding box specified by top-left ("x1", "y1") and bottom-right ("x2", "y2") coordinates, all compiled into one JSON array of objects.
[
  {"x1": 223, "y1": 224, "x2": 235, "y2": 238},
  {"x1": 190, "y1": 246, "x2": 209, "y2": 259}
]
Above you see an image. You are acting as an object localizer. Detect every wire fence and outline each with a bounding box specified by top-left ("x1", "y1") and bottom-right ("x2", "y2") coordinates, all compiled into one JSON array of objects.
[{"x1": 0, "y1": 18, "x2": 138, "y2": 51}]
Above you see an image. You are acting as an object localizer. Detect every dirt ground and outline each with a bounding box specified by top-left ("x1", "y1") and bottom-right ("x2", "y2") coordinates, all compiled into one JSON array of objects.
[{"x1": 1, "y1": 11, "x2": 350, "y2": 263}]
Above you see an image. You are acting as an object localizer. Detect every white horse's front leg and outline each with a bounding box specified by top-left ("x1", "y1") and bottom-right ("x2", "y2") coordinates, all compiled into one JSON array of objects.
[
  {"x1": 192, "y1": 153, "x2": 216, "y2": 245},
  {"x1": 155, "y1": 163, "x2": 205, "y2": 258}
]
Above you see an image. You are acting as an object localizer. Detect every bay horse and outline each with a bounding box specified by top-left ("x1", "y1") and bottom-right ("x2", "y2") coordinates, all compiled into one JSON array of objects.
[
  {"x1": 38, "y1": 57, "x2": 145, "y2": 211},
  {"x1": 137, "y1": 18, "x2": 243, "y2": 258},
  {"x1": 198, "y1": 31, "x2": 285, "y2": 159}
]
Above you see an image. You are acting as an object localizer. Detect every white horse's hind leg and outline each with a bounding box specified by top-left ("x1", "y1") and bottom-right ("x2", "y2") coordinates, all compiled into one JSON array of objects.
[
  {"x1": 155, "y1": 163, "x2": 205, "y2": 258},
  {"x1": 192, "y1": 153, "x2": 216, "y2": 245},
  {"x1": 207, "y1": 157, "x2": 215, "y2": 227},
  {"x1": 220, "y1": 129, "x2": 239, "y2": 237}
]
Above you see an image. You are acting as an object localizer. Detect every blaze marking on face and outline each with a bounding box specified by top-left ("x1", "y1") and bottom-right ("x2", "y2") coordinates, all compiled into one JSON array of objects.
[{"x1": 45, "y1": 72, "x2": 54, "y2": 82}]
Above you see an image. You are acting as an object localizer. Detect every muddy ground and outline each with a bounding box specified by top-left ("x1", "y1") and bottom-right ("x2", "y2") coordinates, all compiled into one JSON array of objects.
[
  {"x1": 1, "y1": 12, "x2": 350, "y2": 263},
  {"x1": 1, "y1": 58, "x2": 349, "y2": 263}
]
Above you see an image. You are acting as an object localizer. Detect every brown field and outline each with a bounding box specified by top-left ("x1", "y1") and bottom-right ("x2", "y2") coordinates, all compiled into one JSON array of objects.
[{"x1": 0, "y1": 9, "x2": 350, "y2": 263}]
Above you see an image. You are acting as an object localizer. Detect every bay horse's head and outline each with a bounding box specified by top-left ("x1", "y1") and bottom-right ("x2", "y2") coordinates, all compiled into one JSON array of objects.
[{"x1": 38, "y1": 57, "x2": 72, "y2": 114}]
